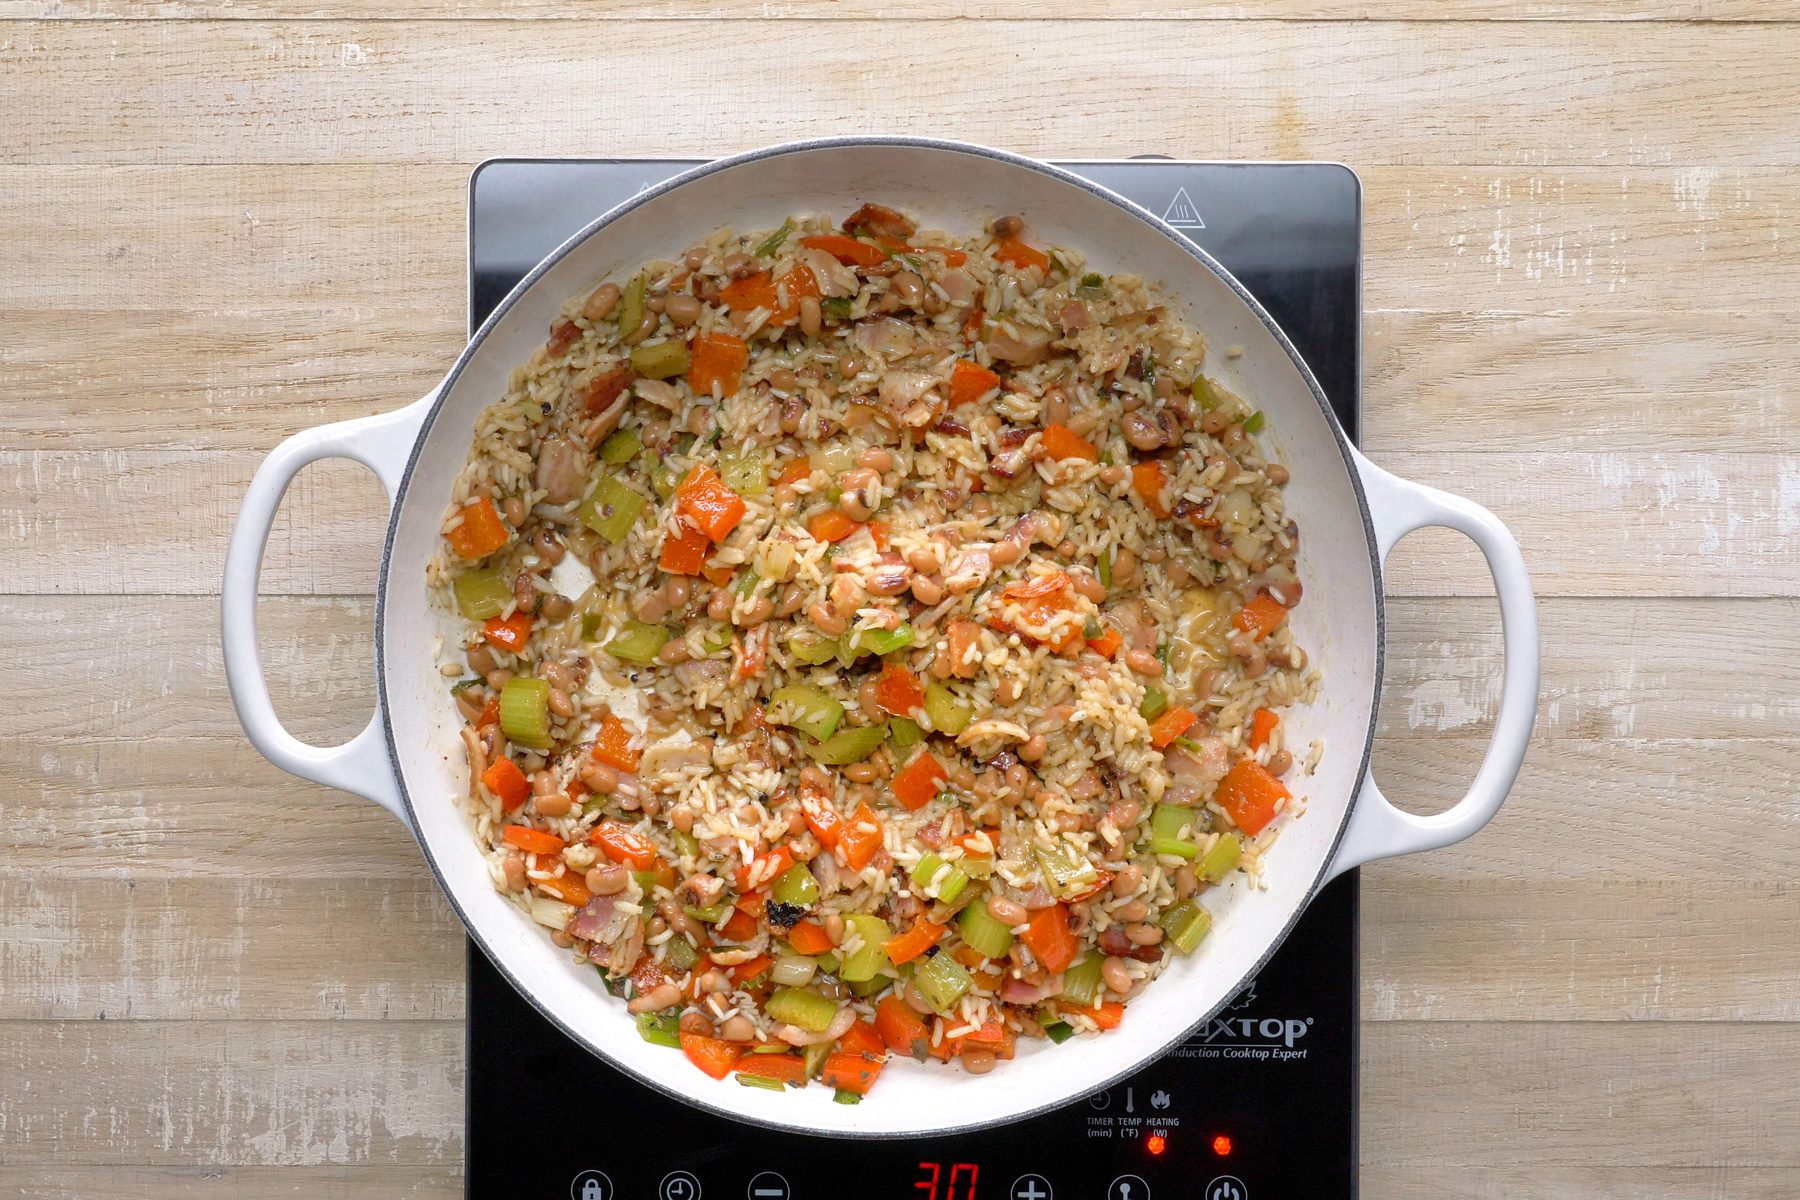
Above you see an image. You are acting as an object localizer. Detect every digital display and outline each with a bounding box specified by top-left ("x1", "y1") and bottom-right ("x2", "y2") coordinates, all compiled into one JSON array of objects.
[{"x1": 915, "y1": 1161, "x2": 980, "y2": 1200}]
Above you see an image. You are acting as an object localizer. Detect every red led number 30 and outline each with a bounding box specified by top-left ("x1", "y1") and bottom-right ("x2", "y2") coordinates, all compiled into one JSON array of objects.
[{"x1": 915, "y1": 1161, "x2": 980, "y2": 1200}]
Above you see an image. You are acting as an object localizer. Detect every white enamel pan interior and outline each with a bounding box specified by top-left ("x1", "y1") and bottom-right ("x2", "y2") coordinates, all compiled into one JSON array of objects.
[{"x1": 223, "y1": 138, "x2": 1539, "y2": 1136}]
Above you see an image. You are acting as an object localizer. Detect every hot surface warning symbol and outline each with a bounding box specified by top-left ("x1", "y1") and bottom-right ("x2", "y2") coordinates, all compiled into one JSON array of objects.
[{"x1": 1162, "y1": 186, "x2": 1205, "y2": 229}]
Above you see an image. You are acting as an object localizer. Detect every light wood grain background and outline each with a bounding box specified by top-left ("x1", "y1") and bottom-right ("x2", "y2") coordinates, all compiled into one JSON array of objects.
[{"x1": 2, "y1": 3, "x2": 1796, "y2": 1197}]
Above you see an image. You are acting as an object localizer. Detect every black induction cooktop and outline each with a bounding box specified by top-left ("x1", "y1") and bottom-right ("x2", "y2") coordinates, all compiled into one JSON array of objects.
[{"x1": 466, "y1": 158, "x2": 1362, "y2": 1200}]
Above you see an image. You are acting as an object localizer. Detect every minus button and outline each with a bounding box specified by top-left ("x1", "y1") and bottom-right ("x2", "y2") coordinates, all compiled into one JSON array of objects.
[{"x1": 746, "y1": 1171, "x2": 791, "y2": 1200}]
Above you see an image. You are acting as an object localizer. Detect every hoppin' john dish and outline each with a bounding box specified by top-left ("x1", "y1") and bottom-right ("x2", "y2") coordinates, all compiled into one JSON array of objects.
[{"x1": 430, "y1": 202, "x2": 1314, "y2": 1098}]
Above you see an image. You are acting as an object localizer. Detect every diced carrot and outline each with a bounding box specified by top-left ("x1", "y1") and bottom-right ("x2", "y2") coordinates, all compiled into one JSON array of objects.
[
  {"x1": 943, "y1": 618, "x2": 982, "y2": 679},
  {"x1": 837, "y1": 1020, "x2": 887, "y2": 1061},
  {"x1": 873, "y1": 662, "x2": 926, "y2": 717},
  {"x1": 737, "y1": 846, "x2": 796, "y2": 892},
  {"x1": 480, "y1": 757, "x2": 530, "y2": 811},
  {"x1": 950, "y1": 944, "x2": 988, "y2": 971},
  {"x1": 728, "y1": 953, "x2": 772, "y2": 986},
  {"x1": 546, "y1": 318, "x2": 581, "y2": 357},
  {"x1": 890, "y1": 750, "x2": 947, "y2": 813},
  {"x1": 659, "y1": 522, "x2": 710, "y2": 576},
  {"x1": 717, "y1": 908, "x2": 758, "y2": 944},
  {"x1": 868, "y1": 521, "x2": 891, "y2": 552},
  {"x1": 1131, "y1": 460, "x2": 1172, "y2": 518},
  {"x1": 481, "y1": 611, "x2": 533, "y2": 653},
  {"x1": 446, "y1": 496, "x2": 511, "y2": 559},
  {"x1": 1087, "y1": 627, "x2": 1123, "y2": 660},
  {"x1": 735, "y1": 624, "x2": 769, "y2": 681},
  {"x1": 631, "y1": 955, "x2": 671, "y2": 993},
  {"x1": 820, "y1": 1051, "x2": 884, "y2": 1095},
  {"x1": 688, "y1": 330, "x2": 749, "y2": 399},
  {"x1": 719, "y1": 271, "x2": 779, "y2": 315},
  {"x1": 675, "y1": 464, "x2": 746, "y2": 543},
  {"x1": 994, "y1": 237, "x2": 1051, "y2": 272},
  {"x1": 800, "y1": 792, "x2": 845, "y2": 849},
  {"x1": 927, "y1": 1018, "x2": 1015, "y2": 1062},
  {"x1": 1148, "y1": 706, "x2": 1200, "y2": 750},
  {"x1": 736, "y1": 892, "x2": 767, "y2": 920},
  {"x1": 884, "y1": 918, "x2": 946, "y2": 966},
  {"x1": 1215, "y1": 757, "x2": 1291, "y2": 837},
  {"x1": 1017, "y1": 591, "x2": 1085, "y2": 656},
  {"x1": 1002, "y1": 571, "x2": 1070, "y2": 600},
  {"x1": 1249, "y1": 707, "x2": 1280, "y2": 751},
  {"x1": 948, "y1": 359, "x2": 1002, "y2": 408},
  {"x1": 502, "y1": 824, "x2": 565, "y2": 857},
  {"x1": 701, "y1": 562, "x2": 735, "y2": 588},
  {"x1": 592, "y1": 714, "x2": 642, "y2": 774},
  {"x1": 875, "y1": 994, "x2": 932, "y2": 1061},
  {"x1": 1059, "y1": 1000, "x2": 1125, "y2": 1030},
  {"x1": 1068, "y1": 869, "x2": 1114, "y2": 904},
  {"x1": 775, "y1": 459, "x2": 812, "y2": 487},
  {"x1": 476, "y1": 696, "x2": 502, "y2": 730},
  {"x1": 786, "y1": 920, "x2": 835, "y2": 956},
  {"x1": 533, "y1": 870, "x2": 592, "y2": 907},
  {"x1": 734, "y1": 1052, "x2": 807, "y2": 1085},
  {"x1": 806, "y1": 510, "x2": 860, "y2": 544},
  {"x1": 800, "y1": 234, "x2": 886, "y2": 268},
  {"x1": 836, "y1": 804, "x2": 884, "y2": 871},
  {"x1": 588, "y1": 821, "x2": 656, "y2": 869},
  {"x1": 1233, "y1": 593, "x2": 1289, "y2": 642},
  {"x1": 680, "y1": 1032, "x2": 742, "y2": 1081},
  {"x1": 961, "y1": 306, "x2": 985, "y2": 342},
  {"x1": 1019, "y1": 903, "x2": 1079, "y2": 974},
  {"x1": 776, "y1": 265, "x2": 821, "y2": 322},
  {"x1": 907, "y1": 245, "x2": 968, "y2": 267},
  {"x1": 1040, "y1": 423, "x2": 1099, "y2": 462}
]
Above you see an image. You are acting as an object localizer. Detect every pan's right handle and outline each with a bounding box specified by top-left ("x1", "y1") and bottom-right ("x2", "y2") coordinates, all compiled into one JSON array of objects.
[
  {"x1": 1325, "y1": 450, "x2": 1540, "y2": 879},
  {"x1": 221, "y1": 389, "x2": 438, "y2": 828}
]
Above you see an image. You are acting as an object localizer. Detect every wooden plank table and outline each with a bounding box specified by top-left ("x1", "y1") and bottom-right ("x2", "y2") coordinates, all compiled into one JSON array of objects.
[{"x1": 2, "y1": 4, "x2": 1796, "y2": 1196}]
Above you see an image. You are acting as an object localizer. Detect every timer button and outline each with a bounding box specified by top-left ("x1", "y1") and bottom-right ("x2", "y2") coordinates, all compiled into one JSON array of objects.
[
  {"x1": 1010, "y1": 1173, "x2": 1054, "y2": 1200},
  {"x1": 659, "y1": 1170, "x2": 702, "y2": 1200}
]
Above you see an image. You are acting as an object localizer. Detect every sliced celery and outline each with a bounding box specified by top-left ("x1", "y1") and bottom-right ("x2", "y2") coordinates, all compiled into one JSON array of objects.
[
  {"x1": 821, "y1": 297, "x2": 854, "y2": 322},
  {"x1": 452, "y1": 567, "x2": 512, "y2": 620},
  {"x1": 1198, "y1": 831, "x2": 1242, "y2": 883},
  {"x1": 910, "y1": 853, "x2": 970, "y2": 904},
  {"x1": 1190, "y1": 373, "x2": 1219, "y2": 410},
  {"x1": 833, "y1": 1088, "x2": 863, "y2": 1105},
  {"x1": 770, "y1": 684, "x2": 845, "y2": 742},
  {"x1": 632, "y1": 869, "x2": 665, "y2": 895},
  {"x1": 1161, "y1": 899, "x2": 1213, "y2": 954},
  {"x1": 1075, "y1": 272, "x2": 1107, "y2": 299},
  {"x1": 1043, "y1": 1020, "x2": 1076, "y2": 1044},
  {"x1": 737, "y1": 1072, "x2": 785, "y2": 1091},
  {"x1": 924, "y1": 682, "x2": 973, "y2": 736},
  {"x1": 766, "y1": 987, "x2": 839, "y2": 1032},
  {"x1": 733, "y1": 569, "x2": 761, "y2": 600},
  {"x1": 845, "y1": 973, "x2": 889, "y2": 998},
  {"x1": 754, "y1": 218, "x2": 796, "y2": 258},
  {"x1": 1242, "y1": 409, "x2": 1266, "y2": 434},
  {"x1": 702, "y1": 624, "x2": 735, "y2": 655},
  {"x1": 772, "y1": 863, "x2": 821, "y2": 907},
  {"x1": 1035, "y1": 842, "x2": 1100, "y2": 898},
  {"x1": 616, "y1": 274, "x2": 645, "y2": 338},
  {"x1": 498, "y1": 677, "x2": 552, "y2": 750},
  {"x1": 848, "y1": 622, "x2": 915, "y2": 659},
  {"x1": 683, "y1": 901, "x2": 731, "y2": 925},
  {"x1": 803, "y1": 1040, "x2": 832, "y2": 1080},
  {"x1": 648, "y1": 451, "x2": 679, "y2": 499},
  {"x1": 1149, "y1": 804, "x2": 1201, "y2": 860},
  {"x1": 787, "y1": 633, "x2": 843, "y2": 666},
  {"x1": 809, "y1": 725, "x2": 887, "y2": 765},
  {"x1": 839, "y1": 913, "x2": 891, "y2": 983},
  {"x1": 1138, "y1": 686, "x2": 1169, "y2": 722},
  {"x1": 599, "y1": 427, "x2": 642, "y2": 465},
  {"x1": 720, "y1": 446, "x2": 770, "y2": 497},
  {"x1": 1097, "y1": 548, "x2": 1113, "y2": 590},
  {"x1": 913, "y1": 952, "x2": 973, "y2": 1014},
  {"x1": 663, "y1": 935, "x2": 698, "y2": 972},
  {"x1": 630, "y1": 340, "x2": 690, "y2": 380},
  {"x1": 635, "y1": 1010, "x2": 681, "y2": 1048},
  {"x1": 604, "y1": 620, "x2": 671, "y2": 664},
  {"x1": 579, "y1": 474, "x2": 649, "y2": 544},
  {"x1": 958, "y1": 898, "x2": 1016, "y2": 959},
  {"x1": 813, "y1": 951, "x2": 840, "y2": 976},
  {"x1": 1059, "y1": 955, "x2": 1104, "y2": 1006},
  {"x1": 672, "y1": 829, "x2": 700, "y2": 860},
  {"x1": 961, "y1": 855, "x2": 995, "y2": 881},
  {"x1": 887, "y1": 716, "x2": 924, "y2": 749},
  {"x1": 771, "y1": 955, "x2": 818, "y2": 988}
]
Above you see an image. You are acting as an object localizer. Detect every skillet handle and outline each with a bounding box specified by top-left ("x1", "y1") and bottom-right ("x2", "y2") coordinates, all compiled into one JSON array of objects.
[
  {"x1": 221, "y1": 390, "x2": 437, "y2": 828},
  {"x1": 1325, "y1": 451, "x2": 1539, "y2": 879}
]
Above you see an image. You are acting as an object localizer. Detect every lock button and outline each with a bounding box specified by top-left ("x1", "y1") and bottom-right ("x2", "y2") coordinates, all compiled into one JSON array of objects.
[{"x1": 570, "y1": 1170, "x2": 613, "y2": 1200}]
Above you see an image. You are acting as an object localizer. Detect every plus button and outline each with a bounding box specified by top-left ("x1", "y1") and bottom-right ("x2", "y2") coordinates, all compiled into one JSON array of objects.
[{"x1": 1010, "y1": 1175, "x2": 1053, "y2": 1200}]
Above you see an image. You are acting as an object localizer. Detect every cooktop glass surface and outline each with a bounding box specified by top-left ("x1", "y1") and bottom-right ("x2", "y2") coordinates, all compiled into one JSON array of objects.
[{"x1": 465, "y1": 158, "x2": 1362, "y2": 1200}]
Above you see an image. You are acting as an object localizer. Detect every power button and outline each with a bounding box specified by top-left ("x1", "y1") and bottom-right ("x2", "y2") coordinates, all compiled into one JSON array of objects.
[{"x1": 1206, "y1": 1177, "x2": 1248, "y2": 1200}]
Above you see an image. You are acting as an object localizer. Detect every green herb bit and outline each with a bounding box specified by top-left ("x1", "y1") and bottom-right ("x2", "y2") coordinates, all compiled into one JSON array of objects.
[
  {"x1": 1043, "y1": 1020, "x2": 1076, "y2": 1044},
  {"x1": 833, "y1": 1089, "x2": 863, "y2": 1105},
  {"x1": 1242, "y1": 410, "x2": 1266, "y2": 434},
  {"x1": 754, "y1": 218, "x2": 796, "y2": 258}
]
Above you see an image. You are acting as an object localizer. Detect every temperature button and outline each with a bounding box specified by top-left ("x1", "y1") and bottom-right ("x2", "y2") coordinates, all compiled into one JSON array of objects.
[{"x1": 1109, "y1": 1175, "x2": 1151, "y2": 1200}]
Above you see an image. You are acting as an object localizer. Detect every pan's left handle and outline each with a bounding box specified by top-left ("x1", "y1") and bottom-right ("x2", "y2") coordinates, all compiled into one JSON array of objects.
[{"x1": 221, "y1": 389, "x2": 439, "y2": 828}]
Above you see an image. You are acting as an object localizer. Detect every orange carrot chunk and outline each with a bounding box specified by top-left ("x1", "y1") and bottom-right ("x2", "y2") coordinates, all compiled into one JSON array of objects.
[
  {"x1": 533, "y1": 870, "x2": 591, "y2": 907},
  {"x1": 446, "y1": 496, "x2": 511, "y2": 559},
  {"x1": 675, "y1": 464, "x2": 747, "y2": 543},
  {"x1": 1019, "y1": 902, "x2": 1080, "y2": 974},
  {"x1": 807, "y1": 510, "x2": 860, "y2": 544},
  {"x1": 734, "y1": 1052, "x2": 807, "y2": 1086},
  {"x1": 885, "y1": 918, "x2": 946, "y2": 966},
  {"x1": 890, "y1": 750, "x2": 947, "y2": 813},
  {"x1": 1232, "y1": 592, "x2": 1289, "y2": 642},
  {"x1": 800, "y1": 234, "x2": 887, "y2": 268},
  {"x1": 875, "y1": 994, "x2": 932, "y2": 1061},
  {"x1": 873, "y1": 661, "x2": 926, "y2": 717},
  {"x1": 949, "y1": 359, "x2": 1003, "y2": 408},
  {"x1": 786, "y1": 921, "x2": 835, "y2": 956},
  {"x1": 995, "y1": 237, "x2": 1051, "y2": 272},
  {"x1": 588, "y1": 821, "x2": 657, "y2": 869},
  {"x1": 502, "y1": 824, "x2": 566, "y2": 857},
  {"x1": 1249, "y1": 707, "x2": 1280, "y2": 751},
  {"x1": 1040, "y1": 423, "x2": 1099, "y2": 462},
  {"x1": 592, "y1": 714, "x2": 642, "y2": 774},
  {"x1": 482, "y1": 611, "x2": 534, "y2": 653},
  {"x1": 481, "y1": 757, "x2": 531, "y2": 811},
  {"x1": 1215, "y1": 757, "x2": 1291, "y2": 837},
  {"x1": 1131, "y1": 461, "x2": 1172, "y2": 518},
  {"x1": 836, "y1": 804, "x2": 885, "y2": 870},
  {"x1": 1087, "y1": 627, "x2": 1123, "y2": 660},
  {"x1": 680, "y1": 1033, "x2": 742, "y2": 1081},
  {"x1": 688, "y1": 330, "x2": 750, "y2": 399},
  {"x1": 1148, "y1": 706, "x2": 1200, "y2": 750},
  {"x1": 820, "y1": 1051, "x2": 884, "y2": 1095}
]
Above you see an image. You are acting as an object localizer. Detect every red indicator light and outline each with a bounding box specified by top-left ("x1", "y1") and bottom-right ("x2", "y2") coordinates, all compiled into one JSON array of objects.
[
  {"x1": 1146, "y1": 1133, "x2": 1167, "y2": 1156},
  {"x1": 1212, "y1": 1134, "x2": 1233, "y2": 1157}
]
